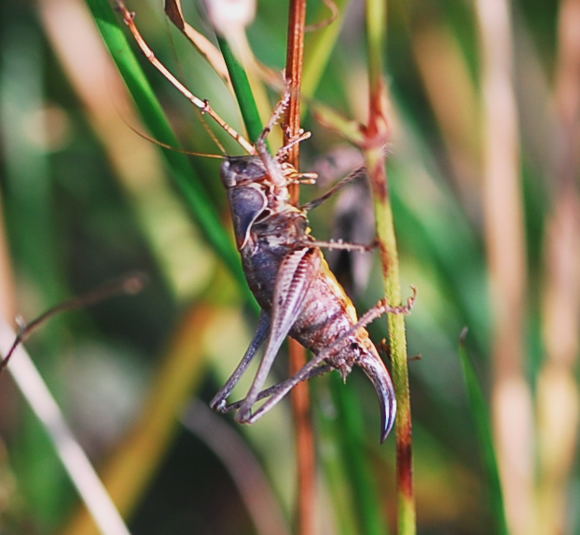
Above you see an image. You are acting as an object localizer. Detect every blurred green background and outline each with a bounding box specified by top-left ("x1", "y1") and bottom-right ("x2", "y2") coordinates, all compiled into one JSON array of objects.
[{"x1": 0, "y1": 0, "x2": 577, "y2": 534}]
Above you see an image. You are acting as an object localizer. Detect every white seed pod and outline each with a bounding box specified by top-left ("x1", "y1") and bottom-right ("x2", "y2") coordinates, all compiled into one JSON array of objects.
[{"x1": 203, "y1": 0, "x2": 256, "y2": 36}]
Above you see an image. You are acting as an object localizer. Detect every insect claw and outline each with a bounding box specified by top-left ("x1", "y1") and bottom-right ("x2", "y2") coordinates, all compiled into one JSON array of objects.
[
  {"x1": 209, "y1": 397, "x2": 227, "y2": 413},
  {"x1": 234, "y1": 406, "x2": 253, "y2": 424},
  {"x1": 358, "y1": 354, "x2": 397, "y2": 443}
]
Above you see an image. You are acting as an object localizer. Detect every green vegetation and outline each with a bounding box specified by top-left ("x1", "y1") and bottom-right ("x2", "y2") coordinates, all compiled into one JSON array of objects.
[{"x1": 0, "y1": 1, "x2": 576, "y2": 534}]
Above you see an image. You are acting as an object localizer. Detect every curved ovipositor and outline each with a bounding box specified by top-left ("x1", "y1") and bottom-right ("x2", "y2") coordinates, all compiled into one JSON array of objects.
[{"x1": 357, "y1": 354, "x2": 397, "y2": 442}]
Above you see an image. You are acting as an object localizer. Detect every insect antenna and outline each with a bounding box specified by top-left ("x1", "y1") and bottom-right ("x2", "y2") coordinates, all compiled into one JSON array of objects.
[
  {"x1": 116, "y1": 1, "x2": 255, "y2": 156},
  {"x1": 196, "y1": 110, "x2": 227, "y2": 155},
  {"x1": 125, "y1": 121, "x2": 225, "y2": 159}
]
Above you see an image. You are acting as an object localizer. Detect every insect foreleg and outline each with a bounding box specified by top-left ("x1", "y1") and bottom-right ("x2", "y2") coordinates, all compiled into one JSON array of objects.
[
  {"x1": 257, "y1": 86, "x2": 292, "y2": 147},
  {"x1": 210, "y1": 312, "x2": 270, "y2": 412}
]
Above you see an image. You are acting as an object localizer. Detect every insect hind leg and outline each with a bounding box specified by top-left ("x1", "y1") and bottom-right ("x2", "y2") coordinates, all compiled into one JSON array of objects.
[
  {"x1": 219, "y1": 363, "x2": 333, "y2": 414},
  {"x1": 222, "y1": 289, "x2": 416, "y2": 425},
  {"x1": 210, "y1": 312, "x2": 270, "y2": 412}
]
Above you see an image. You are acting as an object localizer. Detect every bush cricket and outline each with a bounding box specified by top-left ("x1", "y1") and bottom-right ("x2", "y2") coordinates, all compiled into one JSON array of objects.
[{"x1": 118, "y1": 3, "x2": 415, "y2": 442}]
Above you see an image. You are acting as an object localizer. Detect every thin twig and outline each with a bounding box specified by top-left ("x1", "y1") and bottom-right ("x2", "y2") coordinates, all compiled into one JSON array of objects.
[
  {"x1": 284, "y1": 2, "x2": 315, "y2": 535},
  {"x1": 0, "y1": 273, "x2": 147, "y2": 372}
]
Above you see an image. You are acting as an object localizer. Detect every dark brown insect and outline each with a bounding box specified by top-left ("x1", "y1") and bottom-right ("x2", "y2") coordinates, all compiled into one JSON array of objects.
[
  {"x1": 209, "y1": 99, "x2": 415, "y2": 442},
  {"x1": 117, "y1": 3, "x2": 415, "y2": 442}
]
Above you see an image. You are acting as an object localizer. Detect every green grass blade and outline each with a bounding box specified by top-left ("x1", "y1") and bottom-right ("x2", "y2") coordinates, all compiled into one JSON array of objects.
[
  {"x1": 458, "y1": 330, "x2": 509, "y2": 535},
  {"x1": 216, "y1": 36, "x2": 264, "y2": 143},
  {"x1": 303, "y1": 0, "x2": 350, "y2": 98},
  {"x1": 85, "y1": 0, "x2": 243, "y2": 283},
  {"x1": 331, "y1": 374, "x2": 389, "y2": 535}
]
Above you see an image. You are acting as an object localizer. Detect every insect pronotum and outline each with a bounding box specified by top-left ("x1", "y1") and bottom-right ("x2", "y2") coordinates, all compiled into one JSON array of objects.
[{"x1": 118, "y1": 2, "x2": 415, "y2": 442}]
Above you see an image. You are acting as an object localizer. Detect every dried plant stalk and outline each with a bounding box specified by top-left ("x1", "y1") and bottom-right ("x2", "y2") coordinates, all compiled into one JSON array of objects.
[
  {"x1": 475, "y1": 1, "x2": 534, "y2": 533},
  {"x1": 284, "y1": 2, "x2": 316, "y2": 534},
  {"x1": 536, "y1": 1, "x2": 580, "y2": 532}
]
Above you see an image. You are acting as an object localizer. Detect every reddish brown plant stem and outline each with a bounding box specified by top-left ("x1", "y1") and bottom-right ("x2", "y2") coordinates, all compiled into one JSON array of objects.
[{"x1": 284, "y1": 1, "x2": 315, "y2": 535}]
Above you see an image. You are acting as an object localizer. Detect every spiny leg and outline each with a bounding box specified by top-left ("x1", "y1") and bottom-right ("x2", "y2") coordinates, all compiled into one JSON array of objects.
[
  {"x1": 237, "y1": 290, "x2": 417, "y2": 430},
  {"x1": 301, "y1": 166, "x2": 367, "y2": 212},
  {"x1": 115, "y1": 1, "x2": 255, "y2": 155},
  {"x1": 235, "y1": 248, "x2": 318, "y2": 423},
  {"x1": 210, "y1": 312, "x2": 270, "y2": 412},
  {"x1": 276, "y1": 128, "x2": 312, "y2": 163},
  {"x1": 252, "y1": 86, "x2": 295, "y2": 187},
  {"x1": 296, "y1": 239, "x2": 378, "y2": 253},
  {"x1": 257, "y1": 85, "x2": 292, "y2": 147},
  {"x1": 242, "y1": 341, "x2": 347, "y2": 424},
  {"x1": 221, "y1": 363, "x2": 333, "y2": 413}
]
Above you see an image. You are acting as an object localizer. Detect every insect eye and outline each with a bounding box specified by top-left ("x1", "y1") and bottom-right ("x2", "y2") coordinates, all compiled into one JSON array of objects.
[{"x1": 221, "y1": 156, "x2": 266, "y2": 188}]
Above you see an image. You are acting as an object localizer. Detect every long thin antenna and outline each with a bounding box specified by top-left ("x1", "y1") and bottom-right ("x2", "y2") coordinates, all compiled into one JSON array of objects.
[
  {"x1": 115, "y1": 1, "x2": 255, "y2": 155},
  {"x1": 196, "y1": 110, "x2": 228, "y2": 155},
  {"x1": 125, "y1": 121, "x2": 225, "y2": 159}
]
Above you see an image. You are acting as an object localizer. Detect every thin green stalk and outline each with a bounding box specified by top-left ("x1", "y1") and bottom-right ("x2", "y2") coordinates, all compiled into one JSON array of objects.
[
  {"x1": 302, "y1": 0, "x2": 349, "y2": 98},
  {"x1": 364, "y1": 1, "x2": 416, "y2": 534},
  {"x1": 372, "y1": 169, "x2": 415, "y2": 535},
  {"x1": 458, "y1": 331, "x2": 509, "y2": 535}
]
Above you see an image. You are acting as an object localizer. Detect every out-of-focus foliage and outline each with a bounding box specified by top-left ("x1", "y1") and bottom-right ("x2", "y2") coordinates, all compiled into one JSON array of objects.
[{"x1": 0, "y1": 0, "x2": 577, "y2": 534}]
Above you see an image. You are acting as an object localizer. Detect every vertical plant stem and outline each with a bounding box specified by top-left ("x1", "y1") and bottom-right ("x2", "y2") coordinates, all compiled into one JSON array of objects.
[
  {"x1": 284, "y1": 2, "x2": 315, "y2": 535},
  {"x1": 475, "y1": 1, "x2": 533, "y2": 534},
  {"x1": 364, "y1": 1, "x2": 415, "y2": 533},
  {"x1": 285, "y1": 0, "x2": 307, "y2": 175}
]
